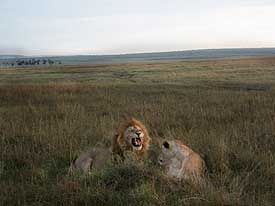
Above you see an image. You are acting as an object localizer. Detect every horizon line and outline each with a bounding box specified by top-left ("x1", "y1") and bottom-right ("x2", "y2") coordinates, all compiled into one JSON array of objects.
[{"x1": 1, "y1": 46, "x2": 275, "y2": 58}]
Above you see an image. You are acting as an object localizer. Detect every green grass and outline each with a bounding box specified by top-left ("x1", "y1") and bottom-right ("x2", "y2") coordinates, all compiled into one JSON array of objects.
[{"x1": 1, "y1": 57, "x2": 275, "y2": 205}]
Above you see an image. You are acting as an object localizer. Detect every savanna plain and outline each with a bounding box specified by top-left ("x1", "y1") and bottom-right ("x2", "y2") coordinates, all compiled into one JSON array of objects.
[{"x1": 1, "y1": 57, "x2": 275, "y2": 205}]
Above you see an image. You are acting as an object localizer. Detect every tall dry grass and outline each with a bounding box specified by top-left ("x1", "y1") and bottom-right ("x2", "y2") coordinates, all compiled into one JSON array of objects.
[
  {"x1": 1, "y1": 82, "x2": 274, "y2": 205},
  {"x1": 1, "y1": 57, "x2": 275, "y2": 205}
]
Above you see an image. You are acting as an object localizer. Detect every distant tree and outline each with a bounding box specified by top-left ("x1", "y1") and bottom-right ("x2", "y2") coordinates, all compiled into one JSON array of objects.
[
  {"x1": 48, "y1": 59, "x2": 54, "y2": 65},
  {"x1": 17, "y1": 60, "x2": 23, "y2": 66}
]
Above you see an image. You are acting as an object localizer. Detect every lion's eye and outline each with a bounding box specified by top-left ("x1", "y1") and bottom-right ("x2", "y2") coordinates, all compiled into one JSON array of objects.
[{"x1": 128, "y1": 126, "x2": 135, "y2": 132}]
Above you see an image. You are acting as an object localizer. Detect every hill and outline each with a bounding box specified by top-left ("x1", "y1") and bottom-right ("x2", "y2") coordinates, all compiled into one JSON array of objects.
[{"x1": 1, "y1": 48, "x2": 275, "y2": 67}]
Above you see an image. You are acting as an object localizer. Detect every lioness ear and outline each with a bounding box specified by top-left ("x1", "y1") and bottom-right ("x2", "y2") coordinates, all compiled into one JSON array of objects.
[{"x1": 163, "y1": 141, "x2": 170, "y2": 149}]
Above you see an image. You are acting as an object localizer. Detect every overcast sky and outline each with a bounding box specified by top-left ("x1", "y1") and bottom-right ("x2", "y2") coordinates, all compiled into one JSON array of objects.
[{"x1": 0, "y1": 0, "x2": 275, "y2": 56}]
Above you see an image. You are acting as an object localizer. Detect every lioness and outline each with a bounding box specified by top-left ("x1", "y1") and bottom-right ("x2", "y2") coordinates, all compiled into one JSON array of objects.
[
  {"x1": 158, "y1": 139, "x2": 204, "y2": 182},
  {"x1": 112, "y1": 117, "x2": 151, "y2": 159}
]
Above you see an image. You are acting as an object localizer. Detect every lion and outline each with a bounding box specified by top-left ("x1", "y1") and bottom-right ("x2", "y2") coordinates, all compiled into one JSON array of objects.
[
  {"x1": 68, "y1": 147, "x2": 112, "y2": 175},
  {"x1": 158, "y1": 139, "x2": 205, "y2": 182},
  {"x1": 112, "y1": 117, "x2": 151, "y2": 160}
]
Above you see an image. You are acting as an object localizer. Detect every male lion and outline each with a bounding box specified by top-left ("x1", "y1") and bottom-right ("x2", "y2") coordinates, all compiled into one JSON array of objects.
[
  {"x1": 112, "y1": 118, "x2": 150, "y2": 159},
  {"x1": 68, "y1": 148, "x2": 112, "y2": 175},
  {"x1": 158, "y1": 139, "x2": 205, "y2": 182}
]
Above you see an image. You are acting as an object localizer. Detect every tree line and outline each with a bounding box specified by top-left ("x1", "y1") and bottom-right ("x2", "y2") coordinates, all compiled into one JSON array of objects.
[{"x1": 1, "y1": 58, "x2": 62, "y2": 67}]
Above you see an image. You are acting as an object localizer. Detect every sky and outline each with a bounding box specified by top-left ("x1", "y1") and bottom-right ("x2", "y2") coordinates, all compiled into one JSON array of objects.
[{"x1": 0, "y1": 0, "x2": 275, "y2": 56}]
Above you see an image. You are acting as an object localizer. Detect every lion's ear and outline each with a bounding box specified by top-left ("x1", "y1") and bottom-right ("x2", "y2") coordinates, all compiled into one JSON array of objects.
[
  {"x1": 113, "y1": 132, "x2": 122, "y2": 144},
  {"x1": 163, "y1": 141, "x2": 170, "y2": 149},
  {"x1": 114, "y1": 132, "x2": 119, "y2": 137},
  {"x1": 112, "y1": 132, "x2": 123, "y2": 153},
  {"x1": 114, "y1": 131, "x2": 124, "y2": 145}
]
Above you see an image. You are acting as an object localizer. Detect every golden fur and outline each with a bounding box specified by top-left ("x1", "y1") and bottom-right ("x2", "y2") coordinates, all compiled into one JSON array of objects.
[
  {"x1": 158, "y1": 139, "x2": 204, "y2": 182},
  {"x1": 68, "y1": 147, "x2": 112, "y2": 175},
  {"x1": 112, "y1": 118, "x2": 150, "y2": 159}
]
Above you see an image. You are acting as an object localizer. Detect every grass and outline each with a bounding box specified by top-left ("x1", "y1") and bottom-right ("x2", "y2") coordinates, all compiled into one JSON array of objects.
[{"x1": 1, "y1": 57, "x2": 275, "y2": 205}]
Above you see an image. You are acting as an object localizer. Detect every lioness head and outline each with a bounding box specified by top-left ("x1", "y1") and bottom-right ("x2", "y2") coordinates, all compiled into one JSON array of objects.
[
  {"x1": 112, "y1": 117, "x2": 150, "y2": 159},
  {"x1": 158, "y1": 139, "x2": 204, "y2": 181},
  {"x1": 158, "y1": 140, "x2": 176, "y2": 165},
  {"x1": 158, "y1": 140, "x2": 190, "y2": 165}
]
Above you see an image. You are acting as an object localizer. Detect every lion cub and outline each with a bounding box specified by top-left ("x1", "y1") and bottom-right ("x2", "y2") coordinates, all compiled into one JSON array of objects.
[
  {"x1": 69, "y1": 148, "x2": 112, "y2": 175},
  {"x1": 158, "y1": 140, "x2": 204, "y2": 182}
]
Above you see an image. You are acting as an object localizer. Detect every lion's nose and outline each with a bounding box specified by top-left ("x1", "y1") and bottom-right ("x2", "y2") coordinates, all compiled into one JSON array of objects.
[{"x1": 136, "y1": 132, "x2": 141, "y2": 136}]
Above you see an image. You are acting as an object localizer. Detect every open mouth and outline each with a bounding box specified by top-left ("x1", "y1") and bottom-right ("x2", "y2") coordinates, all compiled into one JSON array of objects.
[{"x1": 132, "y1": 137, "x2": 142, "y2": 148}]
